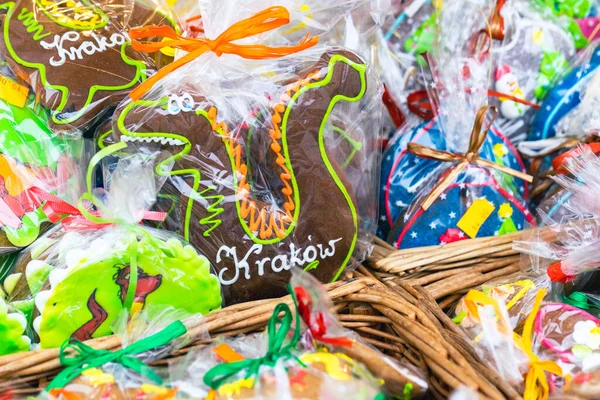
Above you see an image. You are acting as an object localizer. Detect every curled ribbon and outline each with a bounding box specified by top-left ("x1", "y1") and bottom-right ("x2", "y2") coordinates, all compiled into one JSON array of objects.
[
  {"x1": 25, "y1": 142, "x2": 167, "y2": 231},
  {"x1": 551, "y1": 142, "x2": 600, "y2": 174},
  {"x1": 294, "y1": 286, "x2": 352, "y2": 347},
  {"x1": 516, "y1": 290, "x2": 563, "y2": 400},
  {"x1": 407, "y1": 105, "x2": 533, "y2": 210},
  {"x1": 406, "y1": 89, "x2": 539, "y2": 120},
  {"x1": 27, "y1": 142, "x2": 167, "y2": 314},
  {"x1": 203, "y1": 285, "x2": 304, "y2": 392},
  {"x1": 129, "y1": 6, "x2": 319, "y2": 101},
  {"x1": 470, "y1": 0, "x2": 506, "y2": 59},
  {"x1": 46, "y1": 320, "x2": 187, "y2": 391},
  {"x1": 465, "y1": 289, "x2": 562, "y2": 400}
]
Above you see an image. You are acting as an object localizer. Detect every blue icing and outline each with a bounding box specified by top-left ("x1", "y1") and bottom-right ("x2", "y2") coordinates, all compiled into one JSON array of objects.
[
  {"x1": 378, "y1": 118, "x2": 527, "y2": 241},
  {"x1": 388, "y1": 166, "x2": 531, "y2": 249},
  {"x1": 530, "y1": 44, "x2": 600, "y2": 141}
]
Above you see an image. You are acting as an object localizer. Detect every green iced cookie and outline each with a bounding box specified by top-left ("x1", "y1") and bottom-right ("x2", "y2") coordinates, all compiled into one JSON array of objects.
[
  {"x1": 0, "y1": 96, "x2": 81, "y2": 248},
  {"x1": 36, "y1": 234, "x2": 222, "y2": 348},
  {"x1": 0, "y1": 297, "x2": 30, "y2": 355}
]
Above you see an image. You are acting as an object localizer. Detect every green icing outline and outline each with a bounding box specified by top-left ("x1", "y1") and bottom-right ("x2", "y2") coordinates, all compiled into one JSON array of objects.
[
  {"x1": 115, "y1": 55, "x2": 366, "y2": 281},
  {"x1": 0, "y1": 1, "x2": 148, "y2": 126},
  {"x1": 39, "y1": 233, "x2": 222, "y2": 348},
  {"x1": 34, "y1": 0, "x2": 109, "y2": 30}
]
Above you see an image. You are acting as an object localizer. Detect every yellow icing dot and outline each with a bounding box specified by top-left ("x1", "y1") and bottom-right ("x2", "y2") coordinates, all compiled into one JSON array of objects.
[
  {"x1": 141, "y1": 384, "x2": 169, "y2": 395},
  {"x1": 81, "y1": 368, "x2": 114, "y2": 386},
  {"x1": 498, "y1": 203, "x2": 513, "y2": 219},
  {"x1": 299, "y1": 353, "x2": 352, "y2": 381},
  {"x1": 533, "y1": 29, "x2": 543, "y2": 46},
  {"x1": 590, "y1": 327, "x2": 600, "y2": 334},
  {"x1": 217, "y1": 378, "x2": 255, "y2": 396},
  {"x1": 159, "y1": 38, "x2": 177, "y2": 58},
  {"x1": 300, "y1": 4, "x2": 310, "y2": 12},
  {"x1": 493, "y1": 143, "x2": 508, "y2": 158}
]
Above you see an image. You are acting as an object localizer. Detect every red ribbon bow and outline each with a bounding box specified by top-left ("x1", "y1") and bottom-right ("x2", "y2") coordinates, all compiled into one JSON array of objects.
[
  {"x1": 294, "y1": 286, "x2": 352, "y2": 347},
  {"x1": 25, "y1": 187, "x2": 166, "y2": 231}
]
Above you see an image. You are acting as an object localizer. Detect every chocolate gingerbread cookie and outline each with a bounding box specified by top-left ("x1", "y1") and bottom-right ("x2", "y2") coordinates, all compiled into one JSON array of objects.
[
  {"x1": 0, "y1": 0, "x2": 177, "y2": 132},
  {"x1": 46, "y1": 367, "x2": 177, "y2": 400},
  {"x1": 111, "y1": 50, "x2": 366, "y2": 304},
  {"x1": 213, "y1": 352, "x2": 383, "y2": 400},
  {"x1": 534, "y1": 303, "x2": 600, "y2": 375}
]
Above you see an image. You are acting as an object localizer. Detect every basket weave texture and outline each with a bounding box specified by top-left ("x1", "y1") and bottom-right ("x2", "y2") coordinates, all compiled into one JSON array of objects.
[{"x1": 0, "y1": 277, "x2": 525, "y2": 399}]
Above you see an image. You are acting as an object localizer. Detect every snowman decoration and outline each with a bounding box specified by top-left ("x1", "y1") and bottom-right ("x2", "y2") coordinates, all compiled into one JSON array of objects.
[{"x1": 495, "y1": 65, "x2": 528, "y2": 119}]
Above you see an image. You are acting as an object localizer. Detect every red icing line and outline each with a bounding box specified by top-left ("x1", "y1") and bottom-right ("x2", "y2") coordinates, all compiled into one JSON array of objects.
[
  {"x1": 534, "y1": 303, "x2": 600, "y2": 363},
  {"x1": 491, "y1": 126, "x2": 529, "y2": 199},
  {"x1": 385, "y1": 119, "x2": 436, "y2": 227}
]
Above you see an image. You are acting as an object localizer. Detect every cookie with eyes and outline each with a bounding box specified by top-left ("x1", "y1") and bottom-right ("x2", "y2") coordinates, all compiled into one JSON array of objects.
[
  {"x1": 110, "y1": 50, "x2": 366, "y2": 304},
  {"x1": 0, "y1": 0, "x2": 178, "y2": 131}
]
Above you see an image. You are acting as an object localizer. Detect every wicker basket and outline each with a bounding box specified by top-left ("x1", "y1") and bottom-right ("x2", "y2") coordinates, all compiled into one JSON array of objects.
[
  {"x1": 0, "y1": 277, "x2": 523, "y2": 400},
  {"x1": 364, "y1": 231, "x2": 529, "y2": 310}
]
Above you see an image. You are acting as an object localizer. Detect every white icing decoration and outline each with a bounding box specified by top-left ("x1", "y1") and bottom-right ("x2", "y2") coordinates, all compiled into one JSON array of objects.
[
  {"x1": 33, "y1": 315, "x2": 42, "y2": 335},
  {"x1": 35, "y1": 290, "x2": 52, "y2": 314},
  {"x1": 7, "y1": 312, "x2": 27, "y2": 330},
  {"x1": 215, "y1": 238, "x2": 343, "y2": 285},
  {"x1": 48, "y1": 268, "x2": 69, "y2": 287},
  {"x1": 40, "y1": 31, "x2": 129, "y2": 67}
]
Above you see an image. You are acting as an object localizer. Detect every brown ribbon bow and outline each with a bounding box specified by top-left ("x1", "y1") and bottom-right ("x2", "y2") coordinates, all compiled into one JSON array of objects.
[{"x1": 407, "y1": 105, "x2": 533, "y2": 210}]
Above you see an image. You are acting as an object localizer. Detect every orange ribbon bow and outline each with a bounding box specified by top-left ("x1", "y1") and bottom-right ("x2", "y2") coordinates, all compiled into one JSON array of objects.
[{"x1": 129, "y1": 6, "x2": 319, "y2": 101}]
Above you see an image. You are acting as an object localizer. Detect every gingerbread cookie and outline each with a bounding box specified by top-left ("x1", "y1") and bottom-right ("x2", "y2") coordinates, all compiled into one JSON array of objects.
[
  {"x1": 534, "y1": 303, "x2": 600, "y2": 375},
  {"x1": 454, "y1": 277, "x2": 537, "y2": 331},
  {"x1": 0, "y1": 0, "x2": 177, "y2": 131},
  {"x1": 378, "y1": 117, "x2": 529, "y2": 241},
  {"x1": 212, "y1": 352, "x2": 383, "y2": 400},
  {"x1": 46, "y1": 368, "x2": 177, "y2": 400},
  {"x1": 0, "y1": 295, "x2": 29, "y2": 355},
  {"x1": 5, "y1": 225, "x2": 222, "y2": 349},
  {"x1": 110, "y1": 50, "x2": 366, "y2": 304}
]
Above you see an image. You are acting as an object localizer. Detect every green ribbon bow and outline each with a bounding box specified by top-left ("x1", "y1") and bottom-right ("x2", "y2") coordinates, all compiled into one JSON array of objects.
[
  {"x1": 203, "y1": 286, "x2": 304, "y2": 390},
  {"x1": 563, "y1": 292, "x2": 591, "y2": 310},
  {"x1": 46, "y1": 320, "x2": 187, "y2": 391}
]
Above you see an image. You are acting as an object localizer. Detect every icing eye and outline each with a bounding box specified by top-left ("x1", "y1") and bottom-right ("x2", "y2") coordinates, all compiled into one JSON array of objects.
[
  {"x1": 168, "y1": 98, "x2": 181, "y2": 115},
  {"x1": 181, "y1": 93, "x2": 194, "y2": 111}
]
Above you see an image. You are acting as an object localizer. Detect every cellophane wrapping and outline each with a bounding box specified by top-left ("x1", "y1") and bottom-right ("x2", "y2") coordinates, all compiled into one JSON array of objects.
[
  {"x1": 169, "y1": 269, "x2": 427, "y2": 399},
  {"x1": 452, "y1": 273, "x2": 545, "y2": 388},
  {"x1": 516, "y1": 146, "x2": 600, "y2": 280},
  {"x1": 1, "y1": 153, "x2": 221, "y2": 352},
  {"x1": 380, "y1": 0, "x2": 532, "y2": 249},
  {"x1": 489, "y1": 0, "x2": 577, "y2": 143},
  {"x1": 39, "y1": 308, "x2": 195, "y2": 400},
  {"x1": 0, "y1": 0, "x2": 181, "y2": 132},
  {"x1": 104, "y1": 0, "x2": 384, "y2": 305},
  {"x1": 0, "y1": 81, "x2": 85, "y2": 253}
]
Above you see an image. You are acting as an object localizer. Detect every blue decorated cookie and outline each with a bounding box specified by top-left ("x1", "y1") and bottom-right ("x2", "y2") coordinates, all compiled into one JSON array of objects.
[
  {"x1": 378, "y1": 118, "x2": 528, "y2": 240},
  {"x1": 388, "y1": 165, "x2": 534, "y2": 249},
  {"x1": 530, "y1": 44, "x2": 600, "y2": 141}
]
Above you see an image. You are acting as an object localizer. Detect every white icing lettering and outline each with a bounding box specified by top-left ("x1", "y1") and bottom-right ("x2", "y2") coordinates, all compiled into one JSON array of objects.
[
  {"x1": 40, "y1": 31, "x2": 128, "y2": 67},
  {"x1": 216, "y1": 244, "x2": 262, "y2": 285},
  {"x1": 215, "y1": 238, "x2": 343, "y2": 285},
  {"x1": 271, "y1": 254, "x2": 288, "y2": 273}
]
